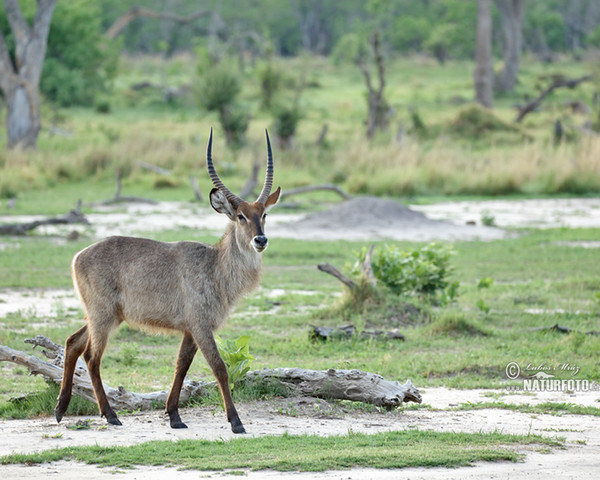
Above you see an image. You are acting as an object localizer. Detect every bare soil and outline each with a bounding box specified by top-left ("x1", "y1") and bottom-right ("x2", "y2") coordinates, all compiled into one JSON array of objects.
[
  {"x1": 1, "y1": 388, "x2": 598, "y2": 479},
  {"x1": 1, "y1": 197, "x2": 600, "y2": 479}
]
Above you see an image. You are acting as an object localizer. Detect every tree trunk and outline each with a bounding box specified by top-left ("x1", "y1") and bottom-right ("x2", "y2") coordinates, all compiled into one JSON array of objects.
[
  {"x1": 6, "y1": 84, "x2": 41, "y2": 149},
  {"x1": 0, "y1": 0, "x2": 57, "y2": 149},
  {"x1": 357, "y1": 32, "x2": 389, "y2": 138},
  {"x1": 474, "y1": 0, "x2": 494, "y2": 109},
  {"x1": 494, "y1": 0, "x2": 524, "y2": 93}
]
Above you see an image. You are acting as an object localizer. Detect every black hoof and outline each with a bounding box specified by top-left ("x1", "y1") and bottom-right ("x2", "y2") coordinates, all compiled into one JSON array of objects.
[
  {"x1": 170, "y1": 421, "x2": 188, "y2": 429},
  {"x1": 106, "y1": 416, "x2": 122, "y2": 426},
  {"x1": 231, "y1": 422, "x2": 246, "y2": 434},
  {"x1": 54, "y1": 408, "x2": 64, "y2": 424}
]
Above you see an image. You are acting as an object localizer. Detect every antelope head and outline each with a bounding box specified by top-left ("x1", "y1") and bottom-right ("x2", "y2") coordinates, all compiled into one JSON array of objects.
[{"x1": 207, "y1": 129, "x2": 281, "y2": 253}]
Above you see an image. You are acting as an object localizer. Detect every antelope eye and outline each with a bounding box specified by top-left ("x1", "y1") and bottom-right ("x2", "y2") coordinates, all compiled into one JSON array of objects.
[
  {"x1": 237, "y1": 214, "x2": 246, "y2": 222},
  {"x1": 262, "y1": 213, "x2": 268, "y2": 220}
]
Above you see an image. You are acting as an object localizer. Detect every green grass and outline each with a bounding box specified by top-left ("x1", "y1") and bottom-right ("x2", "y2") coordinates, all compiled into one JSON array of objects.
[
  {"x1": 2, "y1": 226, "x2": 600, "y2": 406},
  {"x1": 455, "y1": 401, "x2": 600, "y2": 417},
  {"x1": 0, "y1": 429, "x2": 562, "y2": 471}
]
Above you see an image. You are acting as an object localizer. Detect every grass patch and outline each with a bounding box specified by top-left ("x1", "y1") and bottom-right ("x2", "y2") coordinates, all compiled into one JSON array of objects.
[
  {"x1": 456, "y1": 401, "x2": 600, "y2": 417},
  {"x1": 0, "y1": 383, "x2": 97, "y2": 420},
  {"x1": 0, "y1": 429, "x2": 562, "y2": 471}
]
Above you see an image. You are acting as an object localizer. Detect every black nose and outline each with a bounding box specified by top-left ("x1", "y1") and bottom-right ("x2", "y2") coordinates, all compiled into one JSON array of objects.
[{"x1": 253, "y1": 235, "x2": 268, "y2": 249}]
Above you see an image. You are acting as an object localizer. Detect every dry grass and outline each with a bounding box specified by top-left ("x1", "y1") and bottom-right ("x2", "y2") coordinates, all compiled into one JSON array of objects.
[{"x1": 335, "y1": 134, "x2": 600, "y2": 196}]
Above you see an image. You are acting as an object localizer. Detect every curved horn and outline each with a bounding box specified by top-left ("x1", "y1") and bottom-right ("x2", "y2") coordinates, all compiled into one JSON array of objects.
[
  {"x1": 206, "y1": 129, "x2": 243, "y2": 207},
  {"x1": 256, "y1": 129, "x2": 274, "y2": 204}
]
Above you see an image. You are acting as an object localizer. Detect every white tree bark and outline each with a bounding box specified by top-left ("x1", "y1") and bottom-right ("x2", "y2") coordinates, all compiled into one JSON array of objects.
[
  {"x1": 0, "y1": 0, "x2": 57, "y2": 149},
  {"x1": 474, "y1": 0, "x2": 494, "y2": 109},
  {"x1": 494, "y1": 0, "x2": 524, "y2": 93}
]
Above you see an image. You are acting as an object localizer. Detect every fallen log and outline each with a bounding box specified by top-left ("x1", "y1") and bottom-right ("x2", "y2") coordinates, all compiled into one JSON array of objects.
[
  {"x1": 310, "y1": 324, "x2": 405, "y2": 342},
  {"x1": 0, "y1": 202, "x2": 90, "y2": 236},
  {"x1": 528, "y1": 323, "x2": 600, "y2": 336},
  {"x1": 0, "y1": 336, "x2": 421, "y2": 411},
  {"x1": 247, "y1": 368, "x2": 420, "y2": 408}
]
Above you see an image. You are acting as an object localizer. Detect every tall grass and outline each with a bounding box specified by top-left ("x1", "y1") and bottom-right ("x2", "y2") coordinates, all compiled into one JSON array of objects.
[{"x1": 336, "y1": 134, "x2": 600, "y2": 196}]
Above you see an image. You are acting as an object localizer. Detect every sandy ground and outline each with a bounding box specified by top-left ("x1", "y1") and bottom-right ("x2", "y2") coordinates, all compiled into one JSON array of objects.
[
  {"x1": 1, "y1": 197, "x2": 600, "y2": 478},
  {"x1": 1, "y1": 388, "x2": 599, "y2": 479}
]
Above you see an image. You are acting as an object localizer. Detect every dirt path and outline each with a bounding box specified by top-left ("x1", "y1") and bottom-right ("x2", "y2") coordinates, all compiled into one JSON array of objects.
[{"x1": 1, "y1": 387, "x2": 598, "y2": 479}]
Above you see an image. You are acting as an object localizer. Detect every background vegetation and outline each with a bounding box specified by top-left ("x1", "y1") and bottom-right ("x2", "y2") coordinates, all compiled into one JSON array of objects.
[{"x1": 0, "y1": 1, "x2": 599, "y2": 472}]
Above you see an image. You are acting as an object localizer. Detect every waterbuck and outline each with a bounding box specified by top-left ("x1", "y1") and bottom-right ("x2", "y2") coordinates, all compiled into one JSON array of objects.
[{"x1": 54, "y1": 130, "x2": 281, "y2": 434}]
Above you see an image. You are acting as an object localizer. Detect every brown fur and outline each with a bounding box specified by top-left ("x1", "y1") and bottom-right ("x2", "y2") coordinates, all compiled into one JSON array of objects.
[{"x1": 55, "y1": 186, "x2": 280, "y2": 433}]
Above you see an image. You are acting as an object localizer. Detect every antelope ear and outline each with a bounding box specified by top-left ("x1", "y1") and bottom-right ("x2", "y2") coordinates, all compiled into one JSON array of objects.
[
  {"x1": 210, "y1": 188, "x2": 237, "y2": 219},
  {"x1": 264, "y1": 186, "x2": 281, "y2": 211}
]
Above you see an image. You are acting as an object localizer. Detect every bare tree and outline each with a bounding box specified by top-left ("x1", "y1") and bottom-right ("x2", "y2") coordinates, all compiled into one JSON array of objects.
[
  {"x1": 0, "y1": 0, "x2": 57, "y2": 149},
  {"x1": 357, "y1": 32, "x2": 389, "y2": 138},
  {"x1": 104, "y1": 5, "x2": 211, "y2": 39},
  {"x1": 474, "y1": 0, "x2": 494, "y2": 108},
  {"x1": 494, "y1": 0, "x2": 524, "y2": 93}
]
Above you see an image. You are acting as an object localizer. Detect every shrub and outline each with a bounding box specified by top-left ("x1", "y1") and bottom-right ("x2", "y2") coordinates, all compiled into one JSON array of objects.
[
  {"x1": 257, "y1": 62, "x2": 283, "y2": 109},
  {"x1": 272, "y1": 105, "x2": 301, "y2": 148},
  {"x1": 197, "y1": 63, "x2": 241, "y2": 113},
  {"x1": 352, "y1": 242, "x2": 458, "y2": 299},
  {"x1": 219, "y1": 104, "x2": 250, "y2": 149},
  {"x1": 449, "y1": 104, "x2": 520, "y2": 138}
]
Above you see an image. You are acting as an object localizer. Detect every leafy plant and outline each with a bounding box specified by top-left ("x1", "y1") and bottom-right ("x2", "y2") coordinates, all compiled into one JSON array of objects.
[
  {"x1": 352, "y1": 242, "x2": 458, "y2": 300},
  {"x1": 477, "y1": 277, "x2": 494, "y2": 289},
  {"x1": 120, "y1": 343, "x2": 139, "y2": 367},
  {"x1": 481, "y1": 213, "x2": 496, "y2": 227},
  {"x1": 197, "y1": 63, "x2": 241, "y2": 113},
  {"x1": 215, "y1": 335, "x2": 255, "y2": 390},
  {"x1": 476, "y1": 299, "x2": 491, "y2": 315}
]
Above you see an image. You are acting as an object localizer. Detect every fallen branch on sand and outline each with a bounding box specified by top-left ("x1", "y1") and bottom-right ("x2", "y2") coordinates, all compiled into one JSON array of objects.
[
  {"x1": 0, "y1": 201, "x2": 90, "y2": 236},
  {"x1": 0, "y1": 336, "x2": 421, "y2": 411}
]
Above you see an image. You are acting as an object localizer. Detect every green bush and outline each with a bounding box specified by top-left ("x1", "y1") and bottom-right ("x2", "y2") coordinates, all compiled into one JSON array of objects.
[
  {"x1": 197, "y1": 63, "x2": 241, "y2": 113},
  {"x1": 352, "y1": 242, "x2": 458, "y2": 298},
  {"x1": 258, "y1": 62, "x2": 283, "y2": 109},
  {"x1": 219, "y1": 104, "x2": 250, "y2": 149},
  {"x1": 272, "y1": 105, "x2": 301, "y2": 146}
]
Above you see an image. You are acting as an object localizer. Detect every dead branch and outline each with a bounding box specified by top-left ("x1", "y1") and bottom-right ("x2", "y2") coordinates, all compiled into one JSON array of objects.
[
  {"x1": 247, "y1": 368, "x2": 420, "y2": 408},
  {"x1": 528, "y1": 323, "x2": 600, "y2": 336},
  {"x1": 239, "y1": 162, "x2": 260, "y2": 199},
  {"x1": 105, "y1": 6, "x2": 211, "y2": 39},
  {"x1": 363, "y1": 244, "x2": 377, "y2": 287},
  {"x1": 1, "y1": 336, "x2": 421, "y2": 411},
  {"x1": 93, "y1": 169, "x2": 158, "y2": 206},
  {"x1": 515, "y1": 75, "x2": 592, "y2": 123},
  {"x1": 310, "y1": 324, "x2": 405, "y2": 342},
  {"x1": 315, "y1": 124, "x2": 328, "y2": 146},
  {"x1": 318, "y1": 263, "x2": 357, "y2": 290},
  {"x1": 136, "y1": 161, "x2": 172, "y2": 176},
  {"x1": 280, "y1": 184, "x2": 352, "y2": 200},
  {"x1": 0, "y1": 201, "x2": 90, "y2": 236},
  {"x1": 318, "y1": 245, "x2": 376, "y2": 290},
  {"x1": 189, "y1": 175, "x2": 203, "y2": 201}
]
